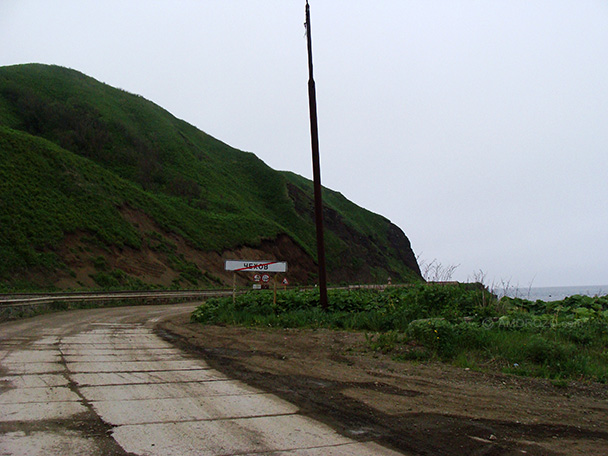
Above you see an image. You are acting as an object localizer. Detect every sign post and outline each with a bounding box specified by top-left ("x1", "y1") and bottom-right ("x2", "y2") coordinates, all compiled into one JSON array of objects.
[
  {"x1": 225, "y1": 260, "x2": 288, "y2": 303},
  {"x1": 225, "y1": 260, "x2": 288, "y2": 273}
]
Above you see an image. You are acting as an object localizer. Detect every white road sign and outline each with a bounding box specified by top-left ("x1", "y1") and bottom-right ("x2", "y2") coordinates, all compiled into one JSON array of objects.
[{"x1": 224, "y1": 260, "x2": 288, "y2": 273}]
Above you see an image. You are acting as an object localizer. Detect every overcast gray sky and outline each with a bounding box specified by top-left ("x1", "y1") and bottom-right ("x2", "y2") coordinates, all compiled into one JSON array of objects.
[{"x1": 2, "y1": 1, "x2": 607, "y2": 287}]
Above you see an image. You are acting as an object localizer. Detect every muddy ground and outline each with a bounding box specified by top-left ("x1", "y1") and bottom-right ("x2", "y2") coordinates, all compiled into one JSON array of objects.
[{"x1": 157, "y1": 314, "x2": 608, "y2": 456}]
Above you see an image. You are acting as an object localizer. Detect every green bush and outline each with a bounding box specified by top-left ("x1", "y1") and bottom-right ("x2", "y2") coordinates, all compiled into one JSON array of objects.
[
  {"x1": 406, "y1": 318, "x2": 455, "y2": 358},
  {"x1": 555, "y1": 319, "x2": 608, "y2": 346},
  {"x1": 405, "y1": 318, "x2": 486, "y2": 359},
  {"x1": 89, "y1": 268, "x2": 146, "y2": 290},
  {"x1": 522, "y1": 335, "x2": 572, "y2": 365},
  {"x1": 92, "y1": 255, "x2": 108, "y2": 271}
]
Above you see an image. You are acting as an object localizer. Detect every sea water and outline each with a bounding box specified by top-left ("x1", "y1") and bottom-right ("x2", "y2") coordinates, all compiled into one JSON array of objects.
[{"x1": 501, "y1": 285, "x2": 608, "y2": 302}]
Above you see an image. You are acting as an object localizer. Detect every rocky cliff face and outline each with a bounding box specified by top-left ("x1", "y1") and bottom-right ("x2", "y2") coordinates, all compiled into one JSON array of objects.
[{"x1": 286, "y1": 180, "x2": 421, "y2": 284}]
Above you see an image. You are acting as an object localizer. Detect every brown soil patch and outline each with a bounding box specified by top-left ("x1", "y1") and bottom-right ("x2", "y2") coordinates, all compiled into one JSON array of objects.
[{"x1": 157, "y1": 315, "x2": 608, "y2": 456}]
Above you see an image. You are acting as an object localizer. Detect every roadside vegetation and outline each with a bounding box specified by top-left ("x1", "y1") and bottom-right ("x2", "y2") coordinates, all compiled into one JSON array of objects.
[{"x1": 191, "y1": 284, "x2": 608, "y2": 384}]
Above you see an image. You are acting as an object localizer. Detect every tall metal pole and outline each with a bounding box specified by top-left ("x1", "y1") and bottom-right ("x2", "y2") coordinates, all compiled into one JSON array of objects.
[{"x1": 305, "y1": 0, "x2": 328, "y2": 310}]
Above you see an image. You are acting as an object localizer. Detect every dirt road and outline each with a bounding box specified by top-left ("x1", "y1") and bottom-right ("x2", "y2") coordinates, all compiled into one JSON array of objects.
[{"x1": 159, "y1": 314, "x2": 608, "y2": 456}]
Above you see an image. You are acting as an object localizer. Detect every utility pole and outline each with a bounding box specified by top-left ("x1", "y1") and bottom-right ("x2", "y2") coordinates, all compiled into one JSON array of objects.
[{"x1": 305, "y1": 0, "x2": 328, "y2": 310}]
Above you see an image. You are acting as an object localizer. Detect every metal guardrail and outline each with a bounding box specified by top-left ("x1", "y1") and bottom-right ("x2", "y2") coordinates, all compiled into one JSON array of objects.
[
  {"x1": 0, "y1": 290, "x2": 240, "y2": 321},
  {"x1": 0, "y1": 290, "x2": 233, "y2": 308}
]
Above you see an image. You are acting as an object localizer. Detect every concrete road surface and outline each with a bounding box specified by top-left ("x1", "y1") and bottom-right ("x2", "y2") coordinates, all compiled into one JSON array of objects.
[{"x1": 0, "y1": 304, "x2": 405, "y2": 455}]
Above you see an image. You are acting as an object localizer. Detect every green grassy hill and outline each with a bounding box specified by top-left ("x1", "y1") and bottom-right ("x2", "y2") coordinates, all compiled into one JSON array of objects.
[{"x1": 0, "y1": 63, "x2": 421, "y2": 290}]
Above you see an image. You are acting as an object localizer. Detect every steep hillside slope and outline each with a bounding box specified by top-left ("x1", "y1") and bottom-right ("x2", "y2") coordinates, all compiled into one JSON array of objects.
[{"x1": 0, "y1": 63, "x2": 421, "y2": 290}]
